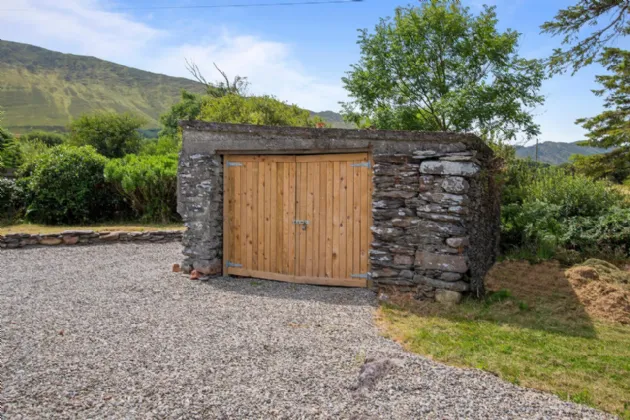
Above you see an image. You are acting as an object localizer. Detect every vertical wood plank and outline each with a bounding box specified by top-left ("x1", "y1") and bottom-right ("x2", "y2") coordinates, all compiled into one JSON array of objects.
[
  {"x1": 240, "y1": 164, "x2": 247, "y2": 268},
  {"x1": 257, "y1": 159, "x2": 265, "y2": 270},
  {"x1": 318, "y1": 163, "x2": 327, "y2": 278},
  {"x1": 360, "y1": 163, "x2": 369, "y2": 274},
  {"x1": 299, "y1": 163, "x2": 309, "y2": 276},
  {"x1": 273, "y1": 162, "x2": 284, "y2": 273},
  {"x1": 223, "y1": 158, "x2": 230, "y2": 274},
  {"x1": 332, "y1": 162, "x2": 340, "y2": 279},
  {"x1": 345, "y1": 161, "x2": 354, "y2": 278},
  {"x1": 287, "y1": 161, "x2": 296, "y2": 275},
  {"x1": 353, "y1": 163, "x2": 361, "y2": 276},
  {"x1": 264, "y1": 161, "x2": 272, "y2": 272},
  {"x1": 339, "y1": 162, "x2": 347, "y2": 278},
  {"x1": 246, "y1": 162, "x2": 254, "y2": 270},
  {"x1": 311, "y1": 163, "x2": 320, "y2": 277},
  {"x1": 233, "y1": 163, "x2": 241, "y2": 265},
  {"x1": 325, "y1": 162, "x2": 333, "y2": 278},
  {"x1": 305, "y1": 163, "x2": 315, "y2": 276}
]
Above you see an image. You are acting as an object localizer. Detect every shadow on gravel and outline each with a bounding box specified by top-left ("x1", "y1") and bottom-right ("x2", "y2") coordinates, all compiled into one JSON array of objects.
[{"x1": 200, "y1": 275, "x2": 378, "y2": 307}]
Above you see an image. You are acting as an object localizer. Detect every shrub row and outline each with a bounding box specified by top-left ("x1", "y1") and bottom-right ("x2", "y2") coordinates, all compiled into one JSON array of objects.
[{"x1": 2, "y1": 145, "x2": 179, "y2": 225}]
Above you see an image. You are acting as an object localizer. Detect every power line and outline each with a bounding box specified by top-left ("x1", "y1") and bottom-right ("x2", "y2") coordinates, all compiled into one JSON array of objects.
[{"x1": 1, "y1": 0, "x2": 364, "y2": 12}]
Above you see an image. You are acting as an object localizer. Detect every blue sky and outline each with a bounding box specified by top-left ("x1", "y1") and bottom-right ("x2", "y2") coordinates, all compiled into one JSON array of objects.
[{"x1": 0, "y1": 0, "x2": 623, "y2": 145}]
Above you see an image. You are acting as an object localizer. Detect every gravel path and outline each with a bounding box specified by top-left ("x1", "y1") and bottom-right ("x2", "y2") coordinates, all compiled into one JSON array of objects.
[{"x1": 1, "y1": 243, "x2": 610, "y2": 419}]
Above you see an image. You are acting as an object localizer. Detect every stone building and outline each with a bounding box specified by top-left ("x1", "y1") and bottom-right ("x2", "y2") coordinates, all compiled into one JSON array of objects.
[{"x1": 178, "y1": 122, "x2": 500, "y2": 299}]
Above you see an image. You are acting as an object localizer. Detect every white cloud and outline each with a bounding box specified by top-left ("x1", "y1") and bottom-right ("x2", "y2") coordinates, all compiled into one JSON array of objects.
[
  {"x1": 0, "y1": 0, "x2": 162, "y2": 61},
  {"x1": 151, "y1": 32, "x2": 347, "y2": 111},
  {"x1": 0, "y1": 0, "x2": 346, "y2": 111}
]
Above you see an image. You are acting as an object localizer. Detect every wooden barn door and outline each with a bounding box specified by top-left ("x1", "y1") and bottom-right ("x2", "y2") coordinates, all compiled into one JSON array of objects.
[{"x1": 223, "y1": 153, "x2": 370, "y2": 287}]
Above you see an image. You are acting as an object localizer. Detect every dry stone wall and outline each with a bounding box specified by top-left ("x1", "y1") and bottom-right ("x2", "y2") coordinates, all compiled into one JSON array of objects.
[
  {"x1": 178, "y1": 122, "x2": 500, "y2": 299},
  {"x1": 370, "y1": 149, "x2": 499, "y2": 299},
  {"x1": 0, "y1": 230, "x2": 183, "y2": 249}
]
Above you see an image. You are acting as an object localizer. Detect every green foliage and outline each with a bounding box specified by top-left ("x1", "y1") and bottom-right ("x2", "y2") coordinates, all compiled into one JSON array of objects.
[
  {"x1": 341, "y1": 0, "x2": 545, "y2": 141},
  {"x1": 571, "y1": 48, "x2": 630, "y2": 182},
  {"x1": 0, "y1": 121, "x2": 23, "y2": 169},
  {"x1": 159, "y1": 90, "x2": 204, "y2": 139},
  {"x1": 104, "y1": 154, "x2": 179, "y2": 223},
  {"x1": 20, "y1": 130, "x2": 66, "y2": 146},
  {"x1": 541, "y1": 0, "x2": 630, "y2": 74},
  {"x1": 21, "y1": 145, "x2": 118, "y2": 224},
  {"x1": 139, "y1": 135, "x2": 181, "y2": 156},
  {"x1": 68, "y1": 112, "x2": 147, "y2": 158},
  {"x1": 500, "y1": 157, "x2": 630, "y2": 259},
  {"x1": 0, "y1": 178, "x2": 24, "y2": 223},
  {"x1": 16, "y1": 139, "x2": 51, "y2": 167},
  {"x1": 200, "y1": 94, "x2": 324, "y2": 127}
]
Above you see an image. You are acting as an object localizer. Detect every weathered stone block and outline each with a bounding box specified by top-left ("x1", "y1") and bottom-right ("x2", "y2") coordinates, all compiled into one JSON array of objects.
[
  {"x1": 420, "y1": 161, "x2": 480, "y2": 176},
  {"x1": 435, "y1": 290, "x2": 463, "y2": 304},
  {"x1": 393, "y1": 254, "x2": 414, "y2": 266},
  {"x1": 446, "y1": 237, "x2": 469, "y2": 248},
  {"x1": 415, "y1": 251, "x2": 468, "y2": 273},
  {"x1": 62, "y1": 235, "x2": 79, "y2": 245},
  {"x1": 40, "y1": 237, "x2": 62, "y2": 245},
  {"x1": 439, "y1": 272, "x2": 463, "y2": 282},
  {"x1": 413, "y1": 275, "x2": 470, "y2": 292},
  {"x1": 441, "y1": 177, "x2": 469, "y2": 194}
]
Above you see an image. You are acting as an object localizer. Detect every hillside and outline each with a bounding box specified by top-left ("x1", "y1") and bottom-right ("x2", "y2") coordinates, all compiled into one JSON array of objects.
[
  {"x1": 310, "y1": 110, "x2": 355, "y2": 129},
  {"x1": 515, "y1": 141, "x2": 611, "y2": 164},
  {"x1": 0, "y1": 40, "x2": 206, "y2": 132}
]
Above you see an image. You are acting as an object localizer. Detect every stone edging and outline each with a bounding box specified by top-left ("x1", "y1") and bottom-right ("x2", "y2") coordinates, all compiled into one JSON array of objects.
[{"x1": 0, "y1": 230, "x2": 184, "y2": 249}]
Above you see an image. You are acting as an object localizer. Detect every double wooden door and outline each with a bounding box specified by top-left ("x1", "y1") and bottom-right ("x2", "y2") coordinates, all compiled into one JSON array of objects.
[{"x1": 223, "y1": 153, "x2": 371, "y2": 287}]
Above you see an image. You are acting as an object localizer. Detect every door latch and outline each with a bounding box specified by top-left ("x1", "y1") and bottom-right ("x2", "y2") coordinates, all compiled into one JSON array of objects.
[{"x1": 293, "y1": 220, "x2": 310, "y2": 231}]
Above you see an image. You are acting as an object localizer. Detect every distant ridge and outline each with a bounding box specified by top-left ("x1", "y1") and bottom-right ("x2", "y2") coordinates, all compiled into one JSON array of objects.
[
  {"x1": 515, "y1": 141, "x2": 611, "y2": 164},
  {"x1": 0, "y1": 39, "x2": 206, "y2": 132}
]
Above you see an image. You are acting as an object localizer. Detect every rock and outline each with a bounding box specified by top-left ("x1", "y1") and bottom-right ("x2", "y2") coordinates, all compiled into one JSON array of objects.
[
  {"x1": 439, "y1": 272, "x2": 463, "y2": 282},
  {"x1": 393, "y1": 254, "x2": 414, "y2": 266},
  {"x1": 420, "y1": 161, "x2": 480, "y2": 176},
  {"x1": 371, "y1": 268, "x2": 398, "y2": 278},
  {"x1": 441, "y1": 177, "x2": 469, "y2": 193},
  {"x1": 60, "y1": 230, "x2": 95, "y2": 235},
  {"x1": 354, "y1": 358, "x2": 402, "y2": 390},
  {"x1": 19, "y1": 238, "x2": 39, "y2": 246},
  {"x1": 435, "y1": 290, "x2": 463, "y2": 304},
  {"x1": 39, "y1": 237, "x2": 62, "y2": 246},
  {"x1": 413, "y1": 275, "x2": 470, "y2": 292},
  {"x1": 196, "y1": 261, "x2": 222, "y2": 276},
  {"x1": 374, "y1": 190, "x2": 417, "y2": 199},
  {"x1": 419, "y1": 192, "x2": 467, "y2": 206},
  {"x1": 172, "y1": 263, "x2": 181, "y2": 273},
  {"x1": 446, "y1": 237, "x2": 469, "y2": 248},
  {"x1": 400, "y1": 270, "x2": 414, "y2": 279},
  {"x1": 62, "y1": 235, "x2": 79, "y2": 245},
  {"x1": 100, "y1": 232, "x2": 121, "y2": 241},
  {"x1": 190, "y1": 270, "x2": 201, "y2": 280},
  {"x1": 415, "y1": 251, "x2": 468, "y2": 273}
]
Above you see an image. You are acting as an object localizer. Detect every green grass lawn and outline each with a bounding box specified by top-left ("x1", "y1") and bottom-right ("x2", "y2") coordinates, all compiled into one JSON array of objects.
[
  {"x1": 378, "y1": 261, "x2": 630, "y2": 418},
  {"x1": 0, "y1": 223, "x2": 185, "y2": 235}
]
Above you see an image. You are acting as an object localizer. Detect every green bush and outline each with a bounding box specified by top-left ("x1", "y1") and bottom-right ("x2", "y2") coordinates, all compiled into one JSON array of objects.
[
  {"x1": 500, "y1": 157, "x2": 630, "y2": 259},
  {"x1": 68, "y1": 112, "x2": 147, "y2": 158},
  {"x1": 20, "y1": 130, "x2": 66, "y2": 147},
  {"x1": 22, "y1": 145, "x2": 121, "y2": 224},
  {"x1": 104, "y1": 153, "x2": 179, "y2": 223},
  {"x1": 0, "y1": 178, "x2": 25, "y2": 223}
]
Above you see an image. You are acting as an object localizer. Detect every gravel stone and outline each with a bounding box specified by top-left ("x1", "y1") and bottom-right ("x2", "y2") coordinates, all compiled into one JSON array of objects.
[{"x1": 0, "y1": 243, "x2": 611, "y2": 419}]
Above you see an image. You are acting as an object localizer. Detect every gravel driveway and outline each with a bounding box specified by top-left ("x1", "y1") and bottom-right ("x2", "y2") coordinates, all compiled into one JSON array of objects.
[{"x1": 1, "y1": 243, "x2": 610, "y2": 419}]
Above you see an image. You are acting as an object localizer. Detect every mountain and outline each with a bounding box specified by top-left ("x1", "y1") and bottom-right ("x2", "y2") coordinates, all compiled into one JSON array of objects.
[
  {"x1": 515, "y1": 141, "x2": 611, "y2": 165},
  {"x1": 0, "y1": 39, "x2": 206, "y2": 133},
  {"x1": 310, "y1": 110, "x2": 355, "y2": 129}
]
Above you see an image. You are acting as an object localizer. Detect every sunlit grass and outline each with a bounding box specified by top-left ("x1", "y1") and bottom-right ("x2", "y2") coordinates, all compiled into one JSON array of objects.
[
  {"x1": 377, "y1": 261, "x2": 630, "y2": 418},
  {"x1": 0, "y1": 223, "x2": 185, "y2": 235}
]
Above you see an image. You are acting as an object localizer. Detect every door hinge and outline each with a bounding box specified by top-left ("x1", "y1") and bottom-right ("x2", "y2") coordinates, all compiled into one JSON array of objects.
[
  {"x1": 226, "y1": 261, "x2": 243, "y2": 268},
  {"x1": 293, "y1": 220, "x2": 310, "y2": 225},
  {"x1": 227, "y1": 162, "x2": 243, "y2": 167},
  {"x1": 351, "y1": 273, "x2": 370, "y2": 279},
  {"x1": 351, "y1": 162, "x2": 371, "y2": 168}
]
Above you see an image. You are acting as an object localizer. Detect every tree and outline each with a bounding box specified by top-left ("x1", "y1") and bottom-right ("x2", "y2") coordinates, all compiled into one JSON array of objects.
[
  {"x1": 341, "y1": 1, "x2": 545, "y2": 141},
  {"x1": 541, "y1": 0, "x2": 630, "y2": 75},
  {"x1": 68, "y1": 112, "x2": 147, "y2": 158},
  {"x1": 160, "y1": 64, "x2": 249, "y2": 139},
  {"x1": 20, "y1": 130, "x2": 66, "y2": 147},
  {"x1": 574, "y1": 48, "x2": 630, "y2": 182},
  {"x1": 0, "y1": 109, "x2": 22, "y2": 170},
  {"x1": 200, "y1": 94, "x2": 325, "y2": 127}
]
